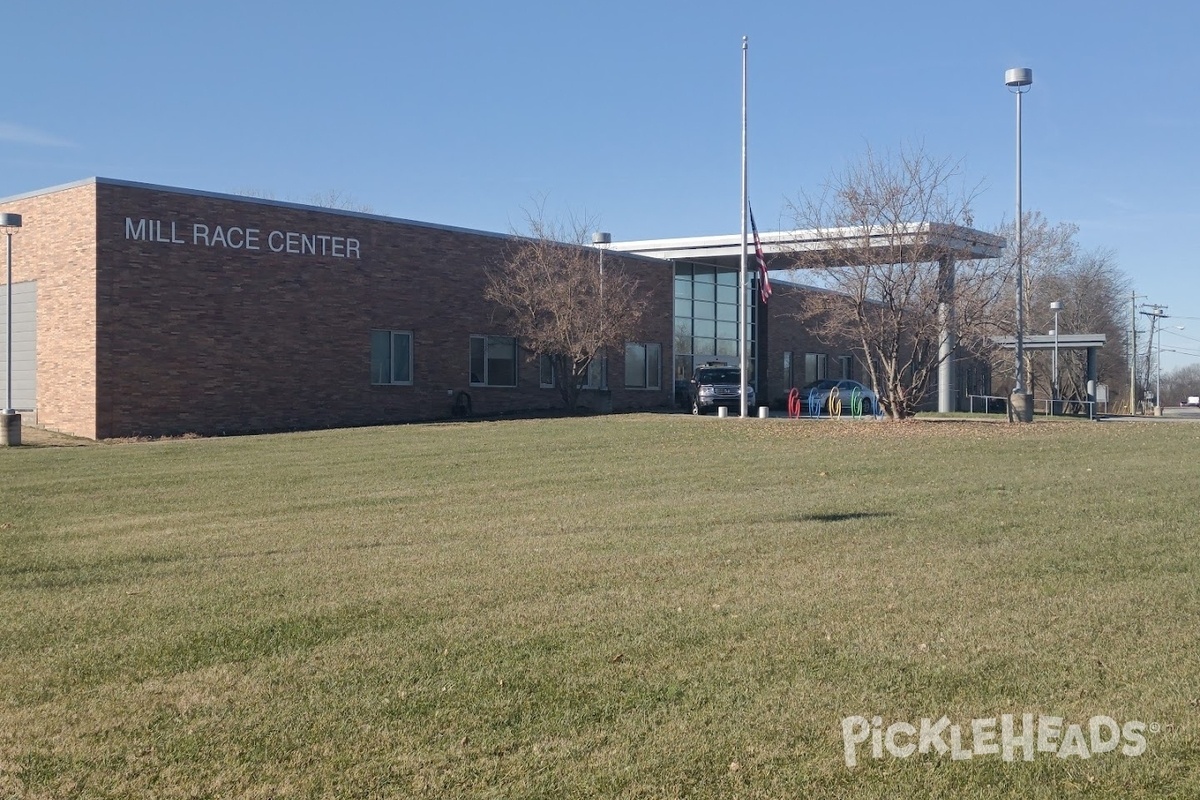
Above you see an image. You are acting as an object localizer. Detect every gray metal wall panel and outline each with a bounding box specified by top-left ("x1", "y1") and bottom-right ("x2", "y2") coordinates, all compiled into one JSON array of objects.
[{"x1": 0, "y1": 281, "x2": 36, "y2": 410}]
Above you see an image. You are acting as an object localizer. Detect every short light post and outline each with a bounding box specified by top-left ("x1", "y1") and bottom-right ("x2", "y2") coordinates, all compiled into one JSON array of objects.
[
  {"x1": 592, "y1": 231, "x2": 611, "y2": 393},
  {"x1": 1, "y1": 212, "x2": 23, "y2": 446},
  {"x1": 1050, "y1": 300, "x2": 1062, "y2": 412}
]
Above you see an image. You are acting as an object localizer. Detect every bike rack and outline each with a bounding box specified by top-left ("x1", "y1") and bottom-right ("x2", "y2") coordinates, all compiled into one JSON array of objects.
[
  {"x1": 829, "y1": 387, "x2": 842, "y2": 418},
  {"x1": 849, "y1": 386, "x2": 863, "y2": 418},
  {"x1": 789, "y1": 385, "x2": 872, "y2": 420},
  {"x1": 787, "y1": 387, "x2": 801, "y2": 419}
]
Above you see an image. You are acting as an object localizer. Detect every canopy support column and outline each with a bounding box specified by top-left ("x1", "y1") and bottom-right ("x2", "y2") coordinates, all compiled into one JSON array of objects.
[{"x1": 938, "y1": 256, "x2": 957, "y2": 413}]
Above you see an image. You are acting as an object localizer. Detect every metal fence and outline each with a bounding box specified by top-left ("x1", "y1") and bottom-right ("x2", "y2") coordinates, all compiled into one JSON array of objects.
[{"x1": 967, "y1": 394, "x2": 1105, "y2": 419}]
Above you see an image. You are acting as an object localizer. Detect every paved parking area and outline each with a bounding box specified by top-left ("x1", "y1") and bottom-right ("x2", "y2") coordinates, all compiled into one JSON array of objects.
[{"x1": 1101, "y1": 407, "x2": 1200, "y2": 422}]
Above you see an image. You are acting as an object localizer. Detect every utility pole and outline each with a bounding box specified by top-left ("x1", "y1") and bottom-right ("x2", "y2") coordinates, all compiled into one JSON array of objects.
[
  {"x1": 1130, "y1": 291, "x2": 1137, "y2": 414},
  {"x1": 1129, "y1": 292, "x2": 1147, "y2": 414},
  {"x1": 1139, "y1": 304, "x2": 1168, "y2": 415}
]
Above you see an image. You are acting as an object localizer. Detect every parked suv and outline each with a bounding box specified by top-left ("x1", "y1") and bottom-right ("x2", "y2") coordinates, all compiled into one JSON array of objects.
[{"x1": 689, "y1": 362, "x2": 755, "y2": 415}]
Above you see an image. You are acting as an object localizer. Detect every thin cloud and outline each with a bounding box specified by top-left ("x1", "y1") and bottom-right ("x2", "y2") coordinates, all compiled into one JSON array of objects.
[
  {"x1": 0, "y1": 122, "x2": 75, "y2": 148},
  {"x1": 1100, "y1": 195, "x2": 1138, "y2": 213},
  {"x1": 1143, "y1": 114, "x2": 1197, "y2": 130}
]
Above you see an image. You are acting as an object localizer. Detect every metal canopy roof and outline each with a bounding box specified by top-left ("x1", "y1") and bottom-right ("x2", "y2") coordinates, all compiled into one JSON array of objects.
[
  {"x1": 993, "y1": 334, "x2": 1107, "y2": 351},
  {"x1": 610, "y1": 222, "x2": 1005, "y2": 269}
]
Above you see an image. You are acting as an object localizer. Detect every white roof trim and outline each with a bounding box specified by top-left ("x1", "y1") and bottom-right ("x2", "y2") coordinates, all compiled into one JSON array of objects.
[{"x1": 611, "y1": 222, "x2": 1005, "y2": 264}]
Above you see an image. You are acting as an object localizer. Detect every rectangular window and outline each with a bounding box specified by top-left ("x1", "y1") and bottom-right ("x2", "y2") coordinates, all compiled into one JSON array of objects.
[
  {"x1": 673, "y1": 322, "x2": 692, "y2": 356},
  {"x1": 583, "y1": 357, "x2": 606, "y2": 389},
  {"x1": 625, "y1": 342, "x2": 662, "y2": 389},
  {"x1": 539, "y1": 354, "x2": 556, "y2": 388},
  {"x1": 675, "y1": 355, "x2": 692, "y2": 383},
  {"x1": 469, "y1": 335, "x2": 518, "y2": 387},
  {"x1": 370, "y1": 330, "x2": 413, "y2": 385},
  {"x1": 673, "y1": 263, "x2": 757, "y2": 393},
  {"x1": 839, "y1": 355, "x2": 854, "y2": 380},
  {"x1": 804, "y1": 352, "x2": 827, "y2": 385}
]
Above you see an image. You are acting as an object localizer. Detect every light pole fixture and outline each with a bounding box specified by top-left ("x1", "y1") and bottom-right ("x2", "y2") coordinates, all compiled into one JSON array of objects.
[
  {"x1": 1050, "y1": 300, "x2": 1063, "y2": 408},
  {"x1": 1, "y1": 212, "x2": 23, "y2": 447},
  {"x1": 1006, "y1": 67, "x2": 1033, "y2": 421},
  {"x1": 592, "y1": 231, "x2": 611, "y2": 392}
]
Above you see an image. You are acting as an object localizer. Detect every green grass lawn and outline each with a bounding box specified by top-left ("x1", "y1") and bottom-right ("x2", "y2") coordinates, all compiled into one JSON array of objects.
[{"x1": 1, "y1": 415, "x2": 1197, "y2": 798}]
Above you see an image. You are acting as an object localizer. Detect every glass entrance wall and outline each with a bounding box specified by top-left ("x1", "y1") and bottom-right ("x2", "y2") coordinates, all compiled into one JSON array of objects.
[{"x1": 673, "y1": 263, "x2": 758, "y2": 400}]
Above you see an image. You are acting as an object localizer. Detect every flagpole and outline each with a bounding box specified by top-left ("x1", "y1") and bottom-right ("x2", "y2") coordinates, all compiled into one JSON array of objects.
[{"x1": 739, "y1": 35, "x2": 749, "y2": 418}]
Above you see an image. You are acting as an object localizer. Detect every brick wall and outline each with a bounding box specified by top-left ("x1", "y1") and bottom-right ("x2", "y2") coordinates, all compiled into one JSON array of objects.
[
  {"x1": 761, "y1": 281, "x2": 865, "y2": 408},
  {"x1": 83, "y1": 181, "x2": 672, "y2": 438},
  {"x1": 0, "y1": 183, "x2": 98, "y2": 438}
]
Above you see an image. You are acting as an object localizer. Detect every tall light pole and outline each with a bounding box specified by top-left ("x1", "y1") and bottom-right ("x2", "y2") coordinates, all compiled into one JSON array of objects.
[
  {"x1": 1006, "y1": 67, "x2": 1033, "y2": 422},
  {"x1": 1050, "y1": 300, "x2": 1062, "y2": 410},
  {"x1": 592, "y1": 231, "x2": 611, "y2": 393},
  {"x1": 1, "y1": 212, "x2": 23, "y2": 446}
]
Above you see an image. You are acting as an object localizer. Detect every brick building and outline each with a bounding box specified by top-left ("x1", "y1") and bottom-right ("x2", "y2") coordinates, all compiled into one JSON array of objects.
[
  {"x1": 0, "y1": 178, "x2": 1001, "y2": 439},
  {"x1": 0, "y1": 179, "x2": 675, "y2": 439}
]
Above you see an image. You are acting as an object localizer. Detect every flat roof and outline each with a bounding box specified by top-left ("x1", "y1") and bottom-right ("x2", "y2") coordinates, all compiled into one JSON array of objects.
[
  {"x1": 0, "y1": 176, "x2": 521, "y2": 241},
  {"x1": 0, "y1": 176, "x2": 670, "y2": 266},
  {"x1": 993, "y1": 334, "x2": 1107, "y2": 350},
  {"x1": 610, "y1": 222, "x2": 1005, "y2": 269}
]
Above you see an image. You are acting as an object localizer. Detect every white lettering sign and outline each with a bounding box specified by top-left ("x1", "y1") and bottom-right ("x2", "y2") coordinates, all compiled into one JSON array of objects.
[
  {"x1": 125, "y1": 217, "x2": 362, "y2": 259},
  {"x1": 841, "y1": 713, "x2": 1153, "y2": 768}
]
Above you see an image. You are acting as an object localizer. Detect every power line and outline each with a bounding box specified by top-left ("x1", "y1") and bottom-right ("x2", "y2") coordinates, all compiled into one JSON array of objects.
[{"x1": 1163, "y1": 328, "x2": 1200, "y2": 345}]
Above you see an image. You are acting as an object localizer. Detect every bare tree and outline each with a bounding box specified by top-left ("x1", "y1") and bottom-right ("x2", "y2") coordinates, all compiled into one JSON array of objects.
[
  {"x1": 987, "y1": 212, "x2": 1078, "y2": 396},
  {"x1": 1034, "y1": 249, "x2": 1130, "y2": 408},
  {"x1": 485, "y1": 210, "x2": 648, "y2": 411},
  {"x1": 304, "y1": 189, "x2": 374, "y2": 214},
  {"x1": 986, "y1": 215, "x2": 1131, "y2": 411},
  {"x1": 786, "y1": 145, "x2": 1005, "y2": 419},
  {"x1": 1159, "y1": 362, "x2": 1200, "y2": 406},
  {"x1": 234, "y1": 188, "x2": 374, "y2": 213}
]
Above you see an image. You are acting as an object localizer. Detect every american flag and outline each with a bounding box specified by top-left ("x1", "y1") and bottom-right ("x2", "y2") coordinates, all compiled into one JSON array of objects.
[{"x1": 749, "y1": 204, "x2": 772, "y2": 303}]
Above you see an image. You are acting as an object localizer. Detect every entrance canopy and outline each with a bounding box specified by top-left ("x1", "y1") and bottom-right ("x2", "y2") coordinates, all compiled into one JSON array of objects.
[
  {"x1": 610, "y1": 222, "x2": 1005, "y2": 269},
  {"x1": 611, "y1": 221, "x2": 1006, "y2": 415}
]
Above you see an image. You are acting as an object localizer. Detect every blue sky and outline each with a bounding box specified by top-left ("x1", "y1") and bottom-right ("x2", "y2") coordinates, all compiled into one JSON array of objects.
[{"x1": 5, "y1": 1, "x2": 1200, "y2": 370}]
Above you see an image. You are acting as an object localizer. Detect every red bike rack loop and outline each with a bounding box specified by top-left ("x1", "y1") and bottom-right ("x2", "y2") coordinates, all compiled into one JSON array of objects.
[{"x1": 787, "y1": 387, "x2": 801, "y2": 418}]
